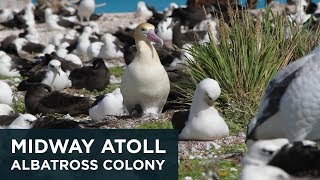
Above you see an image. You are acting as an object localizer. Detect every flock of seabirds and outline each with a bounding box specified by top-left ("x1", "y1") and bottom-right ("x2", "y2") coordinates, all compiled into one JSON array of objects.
[{"x1": 0, "y1": 0, "x2": 320, "y2": 179}]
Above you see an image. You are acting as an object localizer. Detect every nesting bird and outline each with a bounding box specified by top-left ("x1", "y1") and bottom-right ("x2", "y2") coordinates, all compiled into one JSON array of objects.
[
  {"x1": 89, "y1": 88, "x2": 126, "y2": 121},
  {"x1": 120, "y1": 23, "x2": 170, "y2": 116},
  {"x1": 1, "y1": 114, "x2": 37, "y2": 129},
  {"x1": 247, "y1": 46, "x2": 320, "y2": 142},
  {"x1": 0, "y1": 80, "x2": 13, "y2": 105},
  {"x1": 0, "y1": 51, "x2": 20, "y2": 77},
  {"x1": 12, "y1": 38, "x2": 45, "y2": 58},
  {"x1": 172, "y1": 78, "x2": 229, "y2": 140},
  {"x1": 157, "y1": 17, "x2": 173, "y2": 41},
  {"x1": 98, "y1": 33, "x2": 124, "y2": 60},
  {"x1": 69, "y1": 58, "x2": 110, "y2": 91},
  {"x1": 41, "y1": 60, "x2": 72, "y2": 90},
  {"x1": 45, "y1": 8, "x2": 65, "y2": 30},
  {"x1": 24, "y1": 83, "x2": 93, "y2": 116}
]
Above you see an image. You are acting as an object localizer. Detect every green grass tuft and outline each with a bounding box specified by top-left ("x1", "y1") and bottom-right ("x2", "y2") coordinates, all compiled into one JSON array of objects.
[
  {"x1": 175, "y1": 8, "x2": 320, "y2": 136},
  {"x1": 12, "y1": 99, "x2": 25, "y2": 113},
  {"x1": 109, "y1": 66, "x2": 124, "y2": 78}
]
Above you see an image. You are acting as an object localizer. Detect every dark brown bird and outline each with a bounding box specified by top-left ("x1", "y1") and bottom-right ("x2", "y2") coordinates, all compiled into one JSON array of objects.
[
  {"x1": 23, "y1": 83, "x2": 93, "y2": 116},
  {"x1": 69, "y1": 58, "x2": 110, "y2": 91}
]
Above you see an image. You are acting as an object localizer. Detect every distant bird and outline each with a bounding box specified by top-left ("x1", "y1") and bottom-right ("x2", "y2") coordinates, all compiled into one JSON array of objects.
[
  {"x1": 0, "y1": 9, "x2": 13, "y2": 23},
  {"x1": 120, "y1": 23, "x2": 170, "y2": 116},
  {"x1": 0, "y1": 81, "x2": 13, "y2": 105},
  {"x1": 163, "y1": 3, "x2": 179, "y2": 17},
  {"x1": 87, "y1": 41, "x2": 103, "y2": 59},
  {"x1": 42, "y1": 44, "x2": 56, "y2": 55},
  {"x1": 246, "y1": 46, "x2": 320, "y2": 142},
  {"x1": 136, "y1": 1, "x2": 153, "y2": 18},
  {"x1": 157, "y1": 17, "x2": 173, "y2": 41},
  {"x1": 172, "y1": 19, "x2": 207, "y2": 48},
  {"x1": 77, "y1": 0, "x2": 96, "y2": 22},
  {"x1": 0, "y1": 104, "x2": 14, "y2": 115},
  {"x1": 98, "y1": 33, "x2": 124, "y2": 60},
  {"x1": 0, "y1": 35, "x2": 17, "y2": 54},
  {"x1": 13, "y1": 38, "x2": 45, "y2": 58},
  {"x1": 45, "y1": 8, "x2": 65, "y2": 30},
  {"x1": 171, "y1": 6, "x2": 208, "y2": 29},
  {"x1": 63, "y1": 54, "x2": 83, "y2": 68},
  {"x1": 288, "y1": 0, "x2": 312, "y2": 26},
  {"x1": 172, "y1": 78, "x2": 229, "y2": 140},
  {"x1": 24, "y1": 83, "x2": 93, "y2": 116},
  {"x1": 73, "y1": 26, "x2": 92, "y2": 57},
  {"x1": 19, "y1": 25, "x2": 40, "y2": 43},
  {"x1": 41, "y1": 60, "x2": 72, "y2": 90},
  {"x1": 19, "y1": 59, "x2": 72, "y2": 91},
  {"x1": 0, "y1": 51, "x2": 20, "y2": 77},
  {"x1": 69, "y1": 58, "x2": 110, "y2": 91},
  {"x1": 23, "y1": 2, "x2": 36, "y2": 27},
  {"x1": 0, "y1": 114, "x2": 37, "y2": 129},
  {"x1": 89, "y1": 88, "x2": 125, "y2": 121},
  {"x1": 0, "y1": 11, "x2": 27, "y2": 29}
]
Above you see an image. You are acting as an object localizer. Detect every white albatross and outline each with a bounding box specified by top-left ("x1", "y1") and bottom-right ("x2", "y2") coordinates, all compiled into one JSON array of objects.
[
  {"x1": 246, "y1": 46, "x2": 320, "y2": 142},
  {"x1": 178, "y1": 78, "x2": 229, "y2": 140},
  {"x1": 41, "y1": 60, "x2": 72, "y2": 90},
  {"x1": 0, "y1": 51, "x2": 20, "y2": 77},
  {"x1": 0, "y1": 80, "x2": 13, "y2": 105},
  {"x1": 78, "y1": 0, "x2": 95, "y2": 22},
  {"x1": 89, "y1": 88, "x2": 126, "y2": 121},
  {"x1": 7, "y1": 114, "x2": 37, "y2": 129},
  {"x1": 120, "y1": 23, "x2": 170, "y2": 116}
]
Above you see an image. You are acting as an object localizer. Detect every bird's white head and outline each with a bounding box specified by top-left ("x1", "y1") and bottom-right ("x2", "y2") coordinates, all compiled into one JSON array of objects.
[
  {"x1": 48, "y1": 60, "x2": 62, "y2": 75},
  {"x1": 13, "y1": 38, "x2": 28, "y2": 48},
  {"x1": 102, "y1": 33, "x2": 115, "y2": 43},
  {"x1": 194, "y1": 78, "x2": 221, "y2": 107},
  {"x1": 134, "y1": 23, "x2": 164, "y2": 47},
  {"x1": 83, "y1": 26, "x2": 93, "y2": 35},
  {"x1": 8, "y1": 114, "x2": 37, "y2": 129},
  {"x1": 242, "y1": 138, "x2": 289, "y2": 166}
]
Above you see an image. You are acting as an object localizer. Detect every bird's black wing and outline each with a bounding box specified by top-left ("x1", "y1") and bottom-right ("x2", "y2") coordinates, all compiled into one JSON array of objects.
[{"x1": 171, "y1": 110, "x2": 189, "y2": 133}]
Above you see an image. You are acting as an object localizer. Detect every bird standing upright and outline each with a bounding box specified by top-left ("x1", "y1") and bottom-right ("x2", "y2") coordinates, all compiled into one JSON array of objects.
[
  {"x1": 78, "y1": 0, "x2": 95, "y2": 22},
  {"x1": 120, "y1": 23, "x2": 170, "y2": 116}
]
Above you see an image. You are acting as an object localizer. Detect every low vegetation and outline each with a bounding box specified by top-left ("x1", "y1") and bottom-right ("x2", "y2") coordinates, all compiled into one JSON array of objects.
[{"x1": 175, "y1": 7, "x2": 320, "y2": 179}]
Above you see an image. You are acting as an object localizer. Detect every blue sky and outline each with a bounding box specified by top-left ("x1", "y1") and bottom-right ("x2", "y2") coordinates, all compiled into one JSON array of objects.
[{"x1": 31, "y1": 0, "x2": 320, "y2": 13}]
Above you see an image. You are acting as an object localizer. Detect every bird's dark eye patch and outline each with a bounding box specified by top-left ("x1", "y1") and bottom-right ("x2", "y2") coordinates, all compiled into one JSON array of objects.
[
  {"x1": 141, "y1": 28, "x2": 146, "y2": 31},
  {"x1": 26, "y1": 119, "x2": 33, "y2": 124},
  {"x1": 262, "y1": 148, "x2": 274, "y2": 155}
]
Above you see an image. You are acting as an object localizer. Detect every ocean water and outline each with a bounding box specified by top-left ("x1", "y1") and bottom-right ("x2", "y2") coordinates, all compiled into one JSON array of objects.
[{"x1": 31, "y1": 0, "x2": 320, "y2": 13}]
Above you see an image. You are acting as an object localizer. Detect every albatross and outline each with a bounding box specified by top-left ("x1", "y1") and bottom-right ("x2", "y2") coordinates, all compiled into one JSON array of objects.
[
  {"x1": 247, "y1": 46, "x2": 320, "y2": 142},
  {"x1": 172, "y1": 78, "x2": 229, "y2": 140},
  {"x1": 0, "y1": 80, "x2": 13, "y2": 105},
  {"x1": 120, "y1": 23, "x2": 170, "y2": 116}
]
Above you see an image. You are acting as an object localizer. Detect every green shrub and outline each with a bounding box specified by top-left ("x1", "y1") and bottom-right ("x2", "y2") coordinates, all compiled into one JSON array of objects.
[{"x1": 175, "y1": 8, "x2": 320, "y2": 127}]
